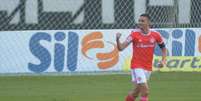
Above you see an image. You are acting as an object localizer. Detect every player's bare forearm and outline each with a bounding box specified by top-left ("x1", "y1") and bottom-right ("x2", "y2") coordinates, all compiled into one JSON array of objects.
[
  {"x1": 157, "y1": 47, "x2": 167, "y2": 68},
  {"x1": 116, "y1": 33, "x2": 129, "y2": 51},
  {"x1": 161, "y1": 47, "x2": 167, "y2": 63},
  {"x1": 116, "y1": 38, "x2": 126, "y2": 51},
  {"x1": 116, "y1": 38, "x2": 123, "y2": 51}
]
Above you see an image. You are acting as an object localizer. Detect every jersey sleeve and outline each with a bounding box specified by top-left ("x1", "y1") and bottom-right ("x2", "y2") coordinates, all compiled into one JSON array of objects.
[
  {"x1": 125, "y1": 31, "x2": 134, "y2": 43},
  {"x1": 155, "y1": 32, "x2": 164, "y2": 44},
  {"x1": 126, "y1": 34, "x2": 133, "y2": 43}
]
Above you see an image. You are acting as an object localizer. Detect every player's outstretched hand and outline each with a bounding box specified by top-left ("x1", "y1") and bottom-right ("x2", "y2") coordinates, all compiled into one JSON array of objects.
[{"x1": 157, "y1": 60, "x2": 166, "y2": 68}]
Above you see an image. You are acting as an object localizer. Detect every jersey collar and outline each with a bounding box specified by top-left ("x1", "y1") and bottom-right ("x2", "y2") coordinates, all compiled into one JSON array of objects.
[{"x1": 139, "y1": 28, "x2": 151, "y2": 36}]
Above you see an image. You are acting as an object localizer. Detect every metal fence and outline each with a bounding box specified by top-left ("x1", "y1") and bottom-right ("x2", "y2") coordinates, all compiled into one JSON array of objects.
[{"x1": 0, "y1": 0, "x2": 200, "y2": 31}]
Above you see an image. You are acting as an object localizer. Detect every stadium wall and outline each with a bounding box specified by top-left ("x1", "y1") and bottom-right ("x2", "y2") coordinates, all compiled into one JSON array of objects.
[{"x1": 0, "y1": 28, "x2": 201, "y2": 74}]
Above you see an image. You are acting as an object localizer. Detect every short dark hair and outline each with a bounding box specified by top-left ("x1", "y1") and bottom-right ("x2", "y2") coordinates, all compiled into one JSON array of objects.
[{"x1": 140, "y1": 13, "x2": 150, "y2": 20}]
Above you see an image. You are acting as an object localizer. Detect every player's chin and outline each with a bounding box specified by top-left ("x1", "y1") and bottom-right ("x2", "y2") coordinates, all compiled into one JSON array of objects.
[{"x1": 138, "y1": 25, "x2": 144, "y2": 29}]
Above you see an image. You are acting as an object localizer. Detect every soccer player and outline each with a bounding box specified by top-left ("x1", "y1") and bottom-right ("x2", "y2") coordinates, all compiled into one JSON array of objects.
[{"x1": 116, "y1": 13, "x2": 167, "y2": 101}]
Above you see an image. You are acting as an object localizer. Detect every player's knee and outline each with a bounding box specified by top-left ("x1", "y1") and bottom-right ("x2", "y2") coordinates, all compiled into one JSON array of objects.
[
  {"x1": 128, "y1": 90, "x2": 138, "y2": 97},
  {"x1": 128, "y1": 87, "x2": 140, "y2": 98},
  {"x1": 141, "y1": 87, "x2": 149, "y2": 96},
  {"x1": 141, "y1": 90, "x2": 149, "y2": 96},
  {"x1": 132, "y1": 91, "x2": 139, "y2": 97},
  {"x1": 133, "y1": 92, "x2": 139, "y2": 97}
]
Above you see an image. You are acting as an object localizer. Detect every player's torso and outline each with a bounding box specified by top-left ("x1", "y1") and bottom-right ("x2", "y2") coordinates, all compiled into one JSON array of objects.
[
  {"x1": 130, "y1": 31, "x2": 158, "y2": 70},
  {"x1": 132, "y1": 31, "x2": 156, "y2": 52}
]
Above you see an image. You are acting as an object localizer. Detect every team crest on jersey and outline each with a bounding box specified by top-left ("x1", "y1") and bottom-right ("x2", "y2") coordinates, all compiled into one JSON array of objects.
[{"x1": 150, "y1": 38, "x2": 155, "y2": 43}]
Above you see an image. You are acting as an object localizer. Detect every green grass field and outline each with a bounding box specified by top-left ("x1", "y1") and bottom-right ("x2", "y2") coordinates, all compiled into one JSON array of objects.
[{"x1": 0, "y1": 72, "x2": 201, "y2": 101}]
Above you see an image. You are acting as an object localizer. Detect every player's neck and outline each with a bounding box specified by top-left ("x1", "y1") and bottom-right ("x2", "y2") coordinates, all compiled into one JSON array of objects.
[{"x1": 141, "y1": 27, "x2": 150, "y2": 35}]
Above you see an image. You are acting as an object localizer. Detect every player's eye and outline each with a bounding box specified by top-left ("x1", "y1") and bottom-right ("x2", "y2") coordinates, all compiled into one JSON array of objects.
[{"x1": 139, "y1": 20, "x2": 145, "y2": 22}]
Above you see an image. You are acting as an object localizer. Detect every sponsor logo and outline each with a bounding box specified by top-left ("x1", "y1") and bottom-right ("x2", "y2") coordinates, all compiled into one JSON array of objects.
[
  {"x1": 29, "y1": 31, "x2": 119, "y2": 73},
  {"x1": 150, "y1": 37, "x2": 155, "y2": 43},
  {"x1": 155, "y1": 29, "x2": 201, "y2": 56},
  {"x1": 81, "y1": 32, "x2": 119, "y2": 69},
  {"x1": 123, "y1": 56, "x2": 201, "y2": 72},
  {"x1": 29, "y1": 31, "x2": 79, "y2": 73}
]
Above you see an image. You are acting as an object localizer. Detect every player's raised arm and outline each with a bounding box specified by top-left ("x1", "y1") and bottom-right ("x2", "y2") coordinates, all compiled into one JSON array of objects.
[{"x1": 116, "y1": 33, "x2": 131, "y2": 51}]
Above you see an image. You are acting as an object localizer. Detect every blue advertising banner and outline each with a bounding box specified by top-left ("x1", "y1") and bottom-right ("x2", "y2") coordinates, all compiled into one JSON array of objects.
[{"x1": 0, "y1": 28, "x2": 201, "y2": 73}]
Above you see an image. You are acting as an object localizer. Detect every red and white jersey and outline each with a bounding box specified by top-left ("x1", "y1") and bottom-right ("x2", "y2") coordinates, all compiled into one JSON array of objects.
[{"x1": 126, "y1": 29, "x2": 163, "y2": 71}]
